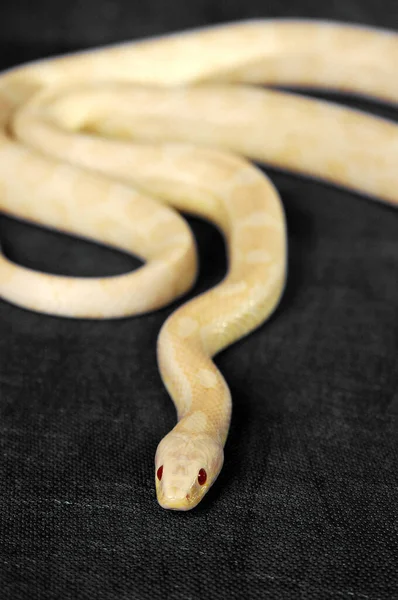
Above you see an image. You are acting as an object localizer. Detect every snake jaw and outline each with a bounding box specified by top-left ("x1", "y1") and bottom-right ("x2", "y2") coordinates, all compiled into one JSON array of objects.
[
  {"x1": 156, "y1": 488, "x2": 203, "y2": 511},
  {"x1": 156, "y1": 474, "x2": 213, "y2": 511}
]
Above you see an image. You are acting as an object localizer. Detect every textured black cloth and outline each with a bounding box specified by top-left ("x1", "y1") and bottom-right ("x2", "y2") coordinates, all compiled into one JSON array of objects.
[{"x1": 1, "y1": 1, "x2": 398, "y2": 599}]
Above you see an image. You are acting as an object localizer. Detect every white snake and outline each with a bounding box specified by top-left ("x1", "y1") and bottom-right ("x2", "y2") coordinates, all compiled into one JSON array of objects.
[{"x1": 0, "y1": 20, "x2": 397, "y2": 510}]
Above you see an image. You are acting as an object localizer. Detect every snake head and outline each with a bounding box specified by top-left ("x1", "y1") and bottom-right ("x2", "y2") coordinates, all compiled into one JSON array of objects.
[{"x1": 155, "y1": 430, "x2": 224, "y2": 511}]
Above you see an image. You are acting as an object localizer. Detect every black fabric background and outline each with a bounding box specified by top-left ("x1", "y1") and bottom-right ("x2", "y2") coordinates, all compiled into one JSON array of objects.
[{"x1": 0, "y1": 1, "x2": 397, "y2": 599}]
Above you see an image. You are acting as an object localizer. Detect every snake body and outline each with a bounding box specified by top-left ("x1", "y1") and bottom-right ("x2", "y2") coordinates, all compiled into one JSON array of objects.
[{"x1": 0, "y1": 20, "x2": 397, "y2": 510}]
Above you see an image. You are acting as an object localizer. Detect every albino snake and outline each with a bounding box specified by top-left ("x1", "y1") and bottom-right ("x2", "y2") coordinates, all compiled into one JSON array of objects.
[{"x1": 0, "y1": 20, "x2": 397, "y2": 510}]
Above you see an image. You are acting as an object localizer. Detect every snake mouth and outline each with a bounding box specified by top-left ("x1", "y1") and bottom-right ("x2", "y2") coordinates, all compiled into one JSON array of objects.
[
  {"x1": 156, "y1": 487, "x2": 205, "y2": 511},
  {"x1": 158, "y1": 496, "x2": 194, "y2": 511}
]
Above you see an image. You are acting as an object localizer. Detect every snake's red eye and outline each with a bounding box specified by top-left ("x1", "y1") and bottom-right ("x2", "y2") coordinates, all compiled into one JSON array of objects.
[
  {"x1": 157, "y1": 465, "x2": 163, "y2": 481},
  {"x1": 198, "y1": 468, "x2": 207, "y2": 486}
]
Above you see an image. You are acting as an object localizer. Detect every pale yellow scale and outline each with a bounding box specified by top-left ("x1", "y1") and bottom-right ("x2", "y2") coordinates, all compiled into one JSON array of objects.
[{"x1": 0, "y1": 20, "x2": 397, "y2": 510}]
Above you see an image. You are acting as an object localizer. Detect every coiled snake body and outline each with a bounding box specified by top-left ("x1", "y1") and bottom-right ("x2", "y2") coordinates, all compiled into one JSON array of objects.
[{"x1": 0, "y1": 20, "x2": 397, "y2": 509}]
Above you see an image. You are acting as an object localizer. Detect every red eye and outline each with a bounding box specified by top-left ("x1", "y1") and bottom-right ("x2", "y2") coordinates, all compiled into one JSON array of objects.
[
  {"x1": 157, "y1": 465, "x2": 163, "y2": 481},
  {"x1": 198, "y1": 468, "x2": 207, "y2": 486}
]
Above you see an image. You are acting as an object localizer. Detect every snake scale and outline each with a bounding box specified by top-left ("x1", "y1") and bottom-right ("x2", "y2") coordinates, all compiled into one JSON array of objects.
[{"x1": 0, "y1": 20, "x2": 397, "y2": 510}]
